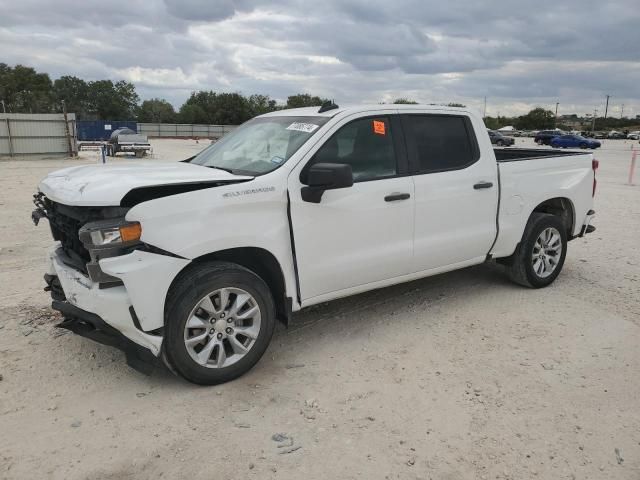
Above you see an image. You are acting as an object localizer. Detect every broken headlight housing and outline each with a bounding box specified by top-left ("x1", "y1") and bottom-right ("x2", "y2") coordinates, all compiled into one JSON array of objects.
[
  {"x1": 78, "y1": 219, "x2": 142, "y2": 285},
  {"x1": 80, "y1": 219, "x2": 142, "y2": 247}
]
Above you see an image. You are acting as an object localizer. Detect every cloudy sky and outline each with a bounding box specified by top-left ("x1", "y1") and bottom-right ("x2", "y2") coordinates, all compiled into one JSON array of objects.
[{"x1": 1, "y1": 0, "x2": 639, "y2": 117}]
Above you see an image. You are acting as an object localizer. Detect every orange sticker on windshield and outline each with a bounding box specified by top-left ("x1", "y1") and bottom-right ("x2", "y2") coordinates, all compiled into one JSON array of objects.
[{"x1": 373, "y1": 120, "x2": 386, "y2": 135}]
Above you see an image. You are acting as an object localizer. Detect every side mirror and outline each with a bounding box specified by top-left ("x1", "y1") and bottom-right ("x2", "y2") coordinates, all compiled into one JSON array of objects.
[{"x1": 301, "y1": 163, "x2": 353, "y2": 203}]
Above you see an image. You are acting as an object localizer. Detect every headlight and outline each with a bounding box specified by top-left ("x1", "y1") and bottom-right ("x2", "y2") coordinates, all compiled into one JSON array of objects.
[{"x1": 79, "y1": 219, "x2": 142, "y2": 248}]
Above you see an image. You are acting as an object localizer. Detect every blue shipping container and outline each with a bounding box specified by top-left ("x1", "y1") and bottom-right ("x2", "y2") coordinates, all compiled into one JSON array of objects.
[{"x1": 77, "y1": 120, "x2": 137, "y2": 141}]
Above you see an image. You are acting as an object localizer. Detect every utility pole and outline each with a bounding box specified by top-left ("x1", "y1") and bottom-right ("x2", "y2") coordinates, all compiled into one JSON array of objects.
[
  {"x1": 621, "y1": 104, "x2": 624, "y2": 118},
  {"x1": 604, "y1": 95, "x2": 610, "y2": 120},
  {"x1": 483, "y1": 96, "x2": 487, "y2": 118},
  {"x1": 554, "y1": 102, "x2": 559, "y2": 127}
]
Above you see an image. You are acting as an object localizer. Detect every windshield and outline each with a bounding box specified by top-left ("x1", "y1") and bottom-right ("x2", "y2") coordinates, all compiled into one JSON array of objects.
[{"x1": 190, "y1": 116, "x2": 330, "y2": 175}]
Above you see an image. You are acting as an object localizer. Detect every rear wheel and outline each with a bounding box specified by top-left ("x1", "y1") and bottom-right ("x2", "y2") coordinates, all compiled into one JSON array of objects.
[
  {"x1": 536, "y1": 139, "x2": 544, "y2": 145},
  {"x1": 503, "y1": 213, "x2": 567, "y2": 288},
  {"x1": 164, "y1": 262, "x2": 276, "y2": 385},
  {"x1": 580, "y1": 143, "x2": 588, "y2": 149}
]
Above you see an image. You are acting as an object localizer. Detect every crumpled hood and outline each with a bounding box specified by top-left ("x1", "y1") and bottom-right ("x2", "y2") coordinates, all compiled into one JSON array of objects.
[{"x1": 38, "y1": 161, "x2": 252, "y2": 206}]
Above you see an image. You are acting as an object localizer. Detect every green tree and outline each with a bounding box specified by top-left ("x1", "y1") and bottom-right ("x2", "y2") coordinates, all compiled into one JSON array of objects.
[
  {"x1": 210, "y1": 92, "x2": 251, "y2": 124},
  {"x1": 86, "y1": 80, "x2": 139, "y2": 119},
  {"x1": 247, "y1": 94, "x2": 278, "y2": 116},
  {"x1": 138, "y1": 98, "x2": 176, "y2": 123},
  {"x1": 516, "y1": 108, "x2": 555, "y2": 130},
  {"x1": 286, "y1": 93, "x2": 327, "y2": 108},
  {"x1": 0, "y1": 63, "x2": 53, "y2": 113},
  {"x1": 447, "y1": 102, "x2": 466, "y2": 107},
  {"x1": 393, "y1": 98, "x2": 418, "y2": 104},
  {"x1": 53, "y1": 76, "x2": 89, "y2": 118},
  {"x1": 179, "y1": 91, "x2": 252, "y2": 124},
  {"x1": 178, "y1": 103, "x2": 207, "y2": 124}
]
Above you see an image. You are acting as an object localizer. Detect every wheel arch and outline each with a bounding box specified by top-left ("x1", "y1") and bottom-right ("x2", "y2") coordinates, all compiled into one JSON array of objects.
[
  {"x1": 167, "y1": 247, "x2": 292, "y2": 326},
  {"x1": 530, "y1": 197, "x2": 575, "y2": 237}
]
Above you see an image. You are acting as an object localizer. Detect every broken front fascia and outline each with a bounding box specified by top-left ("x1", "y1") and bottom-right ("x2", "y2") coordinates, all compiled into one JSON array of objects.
[{"x1": 48, "y1": 246, "x2": 190, "y2": 354}]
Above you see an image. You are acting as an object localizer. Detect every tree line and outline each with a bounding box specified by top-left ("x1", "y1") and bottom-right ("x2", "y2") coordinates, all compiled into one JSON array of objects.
[
  {"x1": 484, "y1": 107, "x2": 639, "y2": 131},
  {"x1": 2, "y1": 63, "x2": 637, "y2": 129},
  {"x1": 0, "y1": 63, "x2": 329, "y2": 123}
]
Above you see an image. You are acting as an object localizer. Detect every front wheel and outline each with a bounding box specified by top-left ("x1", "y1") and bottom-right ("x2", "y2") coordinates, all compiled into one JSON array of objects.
[
  {"x1": 164, "y1": 262, "x2": 276, "y2": 385},
  {"x1": 503, "y1": 213, "x2": 567, "y2": 288},
  {"x1": 496, "y1": 140, "x2": 504, "y2": 147},
  {"x1": 580, "y1": 143, "x2": 588, "y2": 149}
]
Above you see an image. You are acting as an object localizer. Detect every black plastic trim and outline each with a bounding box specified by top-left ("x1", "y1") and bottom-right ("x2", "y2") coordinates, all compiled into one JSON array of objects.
[
  {"x1": 384, "y1": 193, "x2": 410, "y2": 201},
  {"x1": 120, "y1": 180, "x2": 250, "y2": 208},
  {"x1": 286, "y1": 190, "x2": 302, "y2": 306},
  {"x1": 495, "y1": 148, "x2": 588, "y2": 163},
  {"x1": 129, "y1": 306, "x2": 143, "y2": 331},
  {"x1": 138, "y1": 243, "x2": 186, "y2": 259},
  {"x1": 52, "y1": 300, "x2": 162, "y2": 376}
]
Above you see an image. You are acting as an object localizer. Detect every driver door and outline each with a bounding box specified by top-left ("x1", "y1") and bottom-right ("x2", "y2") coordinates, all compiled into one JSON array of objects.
[{"x1": 288, "y1": 114, "x2": 415, "y2": 303}]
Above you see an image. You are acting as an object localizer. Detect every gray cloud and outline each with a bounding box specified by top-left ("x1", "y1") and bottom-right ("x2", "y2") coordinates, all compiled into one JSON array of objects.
[{"x1": 0, "y1": 0, "x2": 638, "y2": 116}]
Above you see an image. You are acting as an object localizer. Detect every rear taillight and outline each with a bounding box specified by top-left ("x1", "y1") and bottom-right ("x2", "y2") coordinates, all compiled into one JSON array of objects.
[{"x1": 592, "y1": 159, "x2": 599, "y2": 197}]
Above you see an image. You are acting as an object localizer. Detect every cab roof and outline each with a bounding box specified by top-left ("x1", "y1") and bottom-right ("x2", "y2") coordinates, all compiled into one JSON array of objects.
[{"x1": 258, "y1": 104, "x2": 473, "y2": 119}]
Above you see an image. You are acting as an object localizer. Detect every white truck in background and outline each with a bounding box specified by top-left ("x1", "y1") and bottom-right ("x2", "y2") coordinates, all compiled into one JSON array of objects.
[{"x1": 33, "y1": 103, "x2": 597, "y2": 385}]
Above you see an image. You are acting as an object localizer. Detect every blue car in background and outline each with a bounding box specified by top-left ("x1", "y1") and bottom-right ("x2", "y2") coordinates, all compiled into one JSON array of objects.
[{"x1": 550, "y1": 134, "x2": 601, "y2": 149}]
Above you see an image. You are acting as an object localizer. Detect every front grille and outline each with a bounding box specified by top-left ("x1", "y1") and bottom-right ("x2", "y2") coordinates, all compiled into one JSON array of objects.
[
  {"x1": 34, "y1": 194, "x2": 129, "y2": 275},
  {"x1": 46, "y1": 201, "x2": 92, "y2": 273}
]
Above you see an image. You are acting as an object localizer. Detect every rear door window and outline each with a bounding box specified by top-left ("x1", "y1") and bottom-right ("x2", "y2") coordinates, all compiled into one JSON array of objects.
[{"x1": 403, "y1": 115, "x2": 479, "y2": 174}]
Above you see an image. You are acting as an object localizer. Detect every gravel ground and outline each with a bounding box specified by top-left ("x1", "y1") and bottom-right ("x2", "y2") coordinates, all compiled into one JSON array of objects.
[{"x1": 1, "y1": 138, "x2": 639, "y2": 479}]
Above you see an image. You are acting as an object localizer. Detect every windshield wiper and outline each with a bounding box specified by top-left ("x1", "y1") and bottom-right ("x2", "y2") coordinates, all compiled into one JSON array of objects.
[{"x1": 205, "y1": 165, "x2": 235, "y2": 174}]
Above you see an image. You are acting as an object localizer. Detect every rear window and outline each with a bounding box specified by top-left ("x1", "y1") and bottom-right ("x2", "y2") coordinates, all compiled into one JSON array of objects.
[{"x1": 404, "y1": 115, "x2": 478, "y2": 173}]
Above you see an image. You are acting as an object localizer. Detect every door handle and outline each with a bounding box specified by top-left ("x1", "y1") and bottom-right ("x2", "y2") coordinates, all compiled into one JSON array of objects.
[
  {"x1": 473, "y1": 181, "x2": 494, "y2": 190},
  {"x1": 384, "y1": 193, "x2": 411, "y2": 202}
]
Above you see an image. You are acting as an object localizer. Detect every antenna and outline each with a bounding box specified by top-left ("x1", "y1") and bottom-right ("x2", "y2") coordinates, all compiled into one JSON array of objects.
[{"x1": 318, "y1": 100, "x2": 339, "y2": 113}]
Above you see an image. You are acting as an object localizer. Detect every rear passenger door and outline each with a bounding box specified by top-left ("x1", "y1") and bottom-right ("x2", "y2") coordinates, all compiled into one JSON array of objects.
[{"x1": 402, "y1": 113, "x2": 499, "y2": 272}]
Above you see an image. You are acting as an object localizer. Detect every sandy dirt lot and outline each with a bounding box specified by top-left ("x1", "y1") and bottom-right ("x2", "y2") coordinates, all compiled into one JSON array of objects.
[{"x1": 1, "y1": 138, "x2": 639, "y2": 479}]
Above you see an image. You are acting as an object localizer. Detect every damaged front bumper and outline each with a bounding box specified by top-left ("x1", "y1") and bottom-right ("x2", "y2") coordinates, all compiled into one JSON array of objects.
[
  {"x1": 52, "y1": 299, "x2": 161, "y2": 375},
  {"x1": 46, "y1": 246, "x2": 190, "y2": 374}
]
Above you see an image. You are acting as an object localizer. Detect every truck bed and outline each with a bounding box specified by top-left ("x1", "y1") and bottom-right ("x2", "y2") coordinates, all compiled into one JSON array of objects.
[{"x1": 495, "y1": 148, "x2": 587, "y2": 162}]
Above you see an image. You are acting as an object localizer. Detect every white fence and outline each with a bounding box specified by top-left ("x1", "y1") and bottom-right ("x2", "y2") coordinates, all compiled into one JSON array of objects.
[
  {"x1": 138, "y1": 123, "x2": 237, "y2": 139},
  {"x1": 0, "y1": 113, "x2": 77, "y2": 157}
]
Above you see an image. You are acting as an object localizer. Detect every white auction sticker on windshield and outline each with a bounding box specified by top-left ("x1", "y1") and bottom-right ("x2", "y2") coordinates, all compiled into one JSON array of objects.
[{"x1": 286, "y1": 122, "x2": 319, "y2": 133}]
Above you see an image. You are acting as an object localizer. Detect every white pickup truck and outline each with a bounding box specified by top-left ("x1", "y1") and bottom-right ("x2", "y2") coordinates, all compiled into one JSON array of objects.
[{"x1": 33, "y1": 104, "x2": 598, "y2": 385}]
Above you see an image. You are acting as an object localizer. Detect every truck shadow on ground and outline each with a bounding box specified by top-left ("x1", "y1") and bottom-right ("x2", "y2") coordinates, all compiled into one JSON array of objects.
[
  {"x1": 19, "y1": 262, "x2": 517, "y2": 387},
  {"x1": 156, "y1": 262, "x2": 516, "y2": 386}
]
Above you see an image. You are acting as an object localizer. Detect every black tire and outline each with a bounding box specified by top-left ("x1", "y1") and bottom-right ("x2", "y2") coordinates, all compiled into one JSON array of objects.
[
  {"x1": 536, "y1": 139, "x2": 544, "y2": 145},
  {"x1": 580, "y1": 143, "x2": 588, "y2": 149},
  {"x1": 164, "y1": 261, "x2": 276, "y2": 385},
  {"x1": 496, "y1": 140, "x2": 504, "y2": 147},
  {"x1": 503, "y1": 213, "x2": 568, "y2": 288}
]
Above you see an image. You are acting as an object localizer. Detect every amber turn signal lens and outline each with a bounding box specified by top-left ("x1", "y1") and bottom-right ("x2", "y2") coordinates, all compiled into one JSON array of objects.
[{"x1": 119, "y1": 223, "x2": 142, "y2": 242}]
